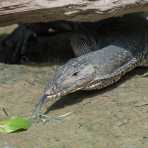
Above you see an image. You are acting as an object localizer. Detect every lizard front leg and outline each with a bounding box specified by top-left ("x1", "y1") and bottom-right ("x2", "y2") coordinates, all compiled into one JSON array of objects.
[
  {"x1": 2, "y1": 24, "x2": 37, "y2": 64},
  {"x1": 1, "y1": 21, "x2": 78, "y2": 64}
]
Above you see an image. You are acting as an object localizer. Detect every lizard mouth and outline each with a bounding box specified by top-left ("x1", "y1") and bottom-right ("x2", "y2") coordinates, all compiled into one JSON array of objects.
[
  {"x1": 46, "y1": 91, "x2": 64, "y2": 99},
  {"x1": 45, "y1": 78, "x2": 95, "y2": 99},
  {"x1": 46, "y1": 87, "x2": 84, "y2": 99},
  {"x1": 84, "y1": 81, "x2": 100, "y2": 90}
]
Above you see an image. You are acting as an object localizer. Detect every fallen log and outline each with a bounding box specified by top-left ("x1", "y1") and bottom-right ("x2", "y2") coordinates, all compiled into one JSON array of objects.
[{"x1": 0, "y1": 0, "x2": 148, "y2": 26}]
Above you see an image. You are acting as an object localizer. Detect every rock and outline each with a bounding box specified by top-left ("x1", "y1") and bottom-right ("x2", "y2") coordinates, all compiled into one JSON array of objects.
[{"x1": 0, "y1": 0, "x2": 148, "y2": 26}]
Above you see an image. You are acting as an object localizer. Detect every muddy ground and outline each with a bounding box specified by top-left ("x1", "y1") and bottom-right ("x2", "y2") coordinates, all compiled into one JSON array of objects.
[{"x1": 0, "y1": 25, "x2": 148, "y2": 148}]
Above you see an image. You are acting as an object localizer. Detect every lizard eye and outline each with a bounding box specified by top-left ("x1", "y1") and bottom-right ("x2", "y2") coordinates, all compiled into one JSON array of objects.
[{"x1": 72, "y1": 72, "x2": 79, "y2": 76}]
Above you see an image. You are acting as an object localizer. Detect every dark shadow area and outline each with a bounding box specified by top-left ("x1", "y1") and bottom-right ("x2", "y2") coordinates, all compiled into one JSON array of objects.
[
  {"x1": 0, "y1": 32, "x2": 75, "y2": 65},
  {"x1": 0, "y1": 12, "x2": 147, "y2": 65},
  {"x1": 45, "y1": 67, "x2": 148, "y2": 114}
]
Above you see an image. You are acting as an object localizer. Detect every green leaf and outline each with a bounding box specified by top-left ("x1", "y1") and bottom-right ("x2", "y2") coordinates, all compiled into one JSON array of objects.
[{"x1": 0, "y1": 116, "x2": 32, "y2": 133}]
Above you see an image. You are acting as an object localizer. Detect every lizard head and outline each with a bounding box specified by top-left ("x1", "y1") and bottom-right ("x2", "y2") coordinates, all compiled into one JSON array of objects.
[
  {"x1": 32, "y1": 55, "x2": 96, "y2": 119},
  {"x1": 45, "y1": 56, "x2": 96, "y2": 99}
]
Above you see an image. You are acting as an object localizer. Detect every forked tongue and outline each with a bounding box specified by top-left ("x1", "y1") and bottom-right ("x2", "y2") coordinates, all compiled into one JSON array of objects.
[
  {"x1": 31, "y1": 93, "x2": 61, "y2": 122},
  {"x1": 31, "y1": 94, "x2": 48, "y2": 120}
]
